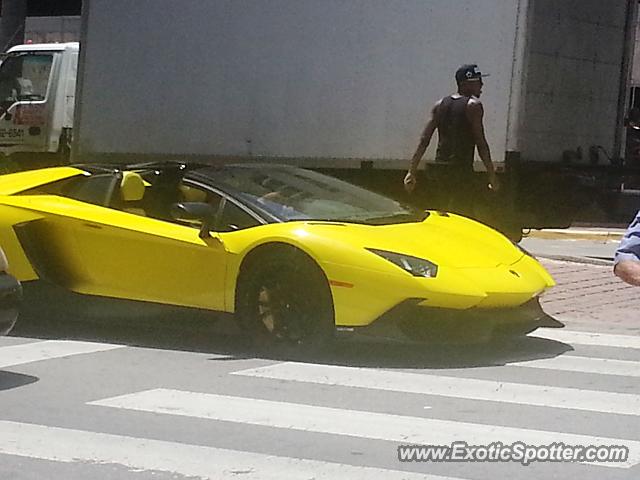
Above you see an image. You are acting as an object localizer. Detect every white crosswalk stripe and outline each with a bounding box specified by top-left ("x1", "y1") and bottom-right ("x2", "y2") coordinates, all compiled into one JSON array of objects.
[
  {"x1": 89, "y1": 388, "x2": 640, "y2": 469},
  {"x1": 231, "y1": 362, "x2": 640, "y2": 416},
  {"x1": 0, "y1": 420, "x2": 460, "y2": 480},
  {"x1": 2, "y1": 331, "x2": 640, "y2": 478},
  {"x1": 508, "y1": 355, "x2": 640, "y2": 377},
  {"x1": 533, "y1": 328, "x2": 640, "y2": 350},
  {"x1": 0, "y1": 339, "x2": 125, "y2": 369}
]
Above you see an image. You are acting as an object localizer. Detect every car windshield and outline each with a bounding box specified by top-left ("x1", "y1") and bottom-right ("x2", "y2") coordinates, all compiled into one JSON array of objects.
[{"x1": 196, "y1": 165, "x2": 427, "y2": 224}]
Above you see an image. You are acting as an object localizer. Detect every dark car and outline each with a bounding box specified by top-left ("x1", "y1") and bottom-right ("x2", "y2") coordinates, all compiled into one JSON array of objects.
[{"x1": 0, "y1": 246, "x2": 21, "y2": 335}]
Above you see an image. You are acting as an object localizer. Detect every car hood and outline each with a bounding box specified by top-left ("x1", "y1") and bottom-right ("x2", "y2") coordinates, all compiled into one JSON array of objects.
[{"x1": 298, "y1": 214, "x2": 522, "y2": 268}]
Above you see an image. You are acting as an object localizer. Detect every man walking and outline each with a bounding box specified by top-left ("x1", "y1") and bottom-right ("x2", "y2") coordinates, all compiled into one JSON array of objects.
[{"x1": 404, "y1": 64, "x2": 499, "y2": 218}]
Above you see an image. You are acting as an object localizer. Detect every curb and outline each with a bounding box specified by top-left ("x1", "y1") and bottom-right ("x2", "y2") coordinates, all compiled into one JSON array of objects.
[
  {"x1": 526, "y1": 229, "x2": 623, "y2": 242},
  {"x1": 538, "y1": 254, "x2": 613, "y2": 266}
]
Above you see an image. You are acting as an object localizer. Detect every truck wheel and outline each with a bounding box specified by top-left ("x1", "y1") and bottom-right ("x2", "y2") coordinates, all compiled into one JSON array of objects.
[
  {"x1": 5, "y1": 152, "x2": 59, "y2": 170},
  {"x1": 57, "y1": 129, "x2": 72, "y2": 165},
  {"x1": 0, "y1": 156, "x2": 20, "y2": 175},
  {"x1": 235, "y1": 248, "x2": 334, "y2": 354}
]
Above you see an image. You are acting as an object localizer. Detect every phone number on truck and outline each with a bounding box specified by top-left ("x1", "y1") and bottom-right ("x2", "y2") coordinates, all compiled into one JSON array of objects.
[{"x1": 0, "y1": 129, "x2": 24, "y2": 139}]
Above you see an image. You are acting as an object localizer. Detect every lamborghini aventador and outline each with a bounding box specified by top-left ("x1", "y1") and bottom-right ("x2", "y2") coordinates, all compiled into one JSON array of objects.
[{"x1": 0, "y1": 162, "x2": 557, "y2": 348}]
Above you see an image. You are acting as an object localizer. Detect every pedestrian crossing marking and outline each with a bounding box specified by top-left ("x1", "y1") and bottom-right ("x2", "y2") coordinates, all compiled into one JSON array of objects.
[
  {"x1": 232, "y1": 362, "x2": 640, "y2": 416},
  {"x1": 4, "y1": 332, "x2": 640, "y2": 476},
  {"x1": 89, "y1": 388, "x2": 640, "y2": 469},
  {"x1": 0, "y1": 420, "x2": 461, "y2": 480},
  {"x1": 0, "y1": 340, "x2": 125, "y2": 369},
  {"x1": 533, "y1": 329, "x2": 640, "y2": 350},
  {"x1": 509, "y1": 355, "x2": 640, "y2": 377}
]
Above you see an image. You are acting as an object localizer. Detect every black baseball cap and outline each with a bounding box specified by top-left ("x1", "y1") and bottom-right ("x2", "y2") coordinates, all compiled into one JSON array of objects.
[{"x1": 455, "y1": 64, "x2": 489, "y2": 84}]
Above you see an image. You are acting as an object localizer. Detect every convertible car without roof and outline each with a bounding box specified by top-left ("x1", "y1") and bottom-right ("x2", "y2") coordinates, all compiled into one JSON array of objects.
[{"x1": 0, "y1": 162, "x2": 558, "y2": 347}]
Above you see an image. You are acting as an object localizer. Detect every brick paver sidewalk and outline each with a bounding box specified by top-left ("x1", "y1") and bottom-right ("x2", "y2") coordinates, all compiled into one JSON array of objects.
[{"x1": 540, "y1": 259, "x2": 640, "y2": 335}]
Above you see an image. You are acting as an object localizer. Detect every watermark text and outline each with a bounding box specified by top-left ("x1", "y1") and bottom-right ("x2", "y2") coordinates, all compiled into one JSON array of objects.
[{"x1": 398, "y1": 441, "x2": 629, "y2": 466}]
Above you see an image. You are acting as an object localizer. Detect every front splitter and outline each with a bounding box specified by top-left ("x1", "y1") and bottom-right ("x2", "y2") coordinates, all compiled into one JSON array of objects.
[{"x1": 336, "y1": 297, "x2": 563, "y2": 345}]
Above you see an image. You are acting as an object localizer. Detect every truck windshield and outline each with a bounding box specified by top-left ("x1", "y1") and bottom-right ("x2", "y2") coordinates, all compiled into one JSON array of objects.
[{"x1": 0, "y1": 53, "x2": 53, "y2": 110}]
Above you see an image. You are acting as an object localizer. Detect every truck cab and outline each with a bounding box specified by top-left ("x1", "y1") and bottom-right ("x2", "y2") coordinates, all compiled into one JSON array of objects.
[{"x1": 0, "y1": 42, "x2": 78, "y2": 169}]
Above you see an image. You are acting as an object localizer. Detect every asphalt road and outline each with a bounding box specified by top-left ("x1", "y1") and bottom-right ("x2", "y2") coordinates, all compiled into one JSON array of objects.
[{"x1": 1, "y1": 258, "x2": 639, "y2": 480}]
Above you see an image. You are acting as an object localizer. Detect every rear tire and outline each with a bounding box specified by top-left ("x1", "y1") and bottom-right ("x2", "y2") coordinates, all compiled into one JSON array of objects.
[{"x1": 235, "y1": 247, "x2": 334, "y2": 354}]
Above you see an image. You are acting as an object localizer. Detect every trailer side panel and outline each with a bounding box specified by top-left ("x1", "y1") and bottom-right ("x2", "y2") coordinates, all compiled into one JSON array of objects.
[
  {"x1": 76, "y1": 0, "x2": 521, "y2": 167},
  {"x1": 519, "y1": 0, "x2": 630, "y2": 162}
]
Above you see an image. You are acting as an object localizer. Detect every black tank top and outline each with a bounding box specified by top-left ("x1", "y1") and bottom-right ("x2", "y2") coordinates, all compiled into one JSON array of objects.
[{"x1": 435, "y1": 95, "x2": 475, "y2": 170}]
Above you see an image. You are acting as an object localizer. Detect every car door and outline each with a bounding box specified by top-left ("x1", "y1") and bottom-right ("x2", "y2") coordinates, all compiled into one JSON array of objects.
[
  {"x1": 12, "y1": 173, "x2": 229, "y2": 311},
  {"x1": 71, "y1": 206, "x2": 228, "y2": 311},
  {"x1": 71, "y1": 180, "x2": 230, "y2": 311}
]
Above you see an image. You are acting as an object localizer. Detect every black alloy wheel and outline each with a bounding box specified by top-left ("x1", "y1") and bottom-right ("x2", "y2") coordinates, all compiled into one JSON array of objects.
[{"x1": 236, "y1": 248, "x2": 334, "y2": 353}]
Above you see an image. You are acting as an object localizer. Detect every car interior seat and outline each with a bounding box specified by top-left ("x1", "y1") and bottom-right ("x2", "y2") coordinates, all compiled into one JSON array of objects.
[
  {"x1": 117, "y1": 171, "x2": 146, "y2": 216},
  {"x1": 179, "y1": 184, "x2": 207, "y2": 203}
]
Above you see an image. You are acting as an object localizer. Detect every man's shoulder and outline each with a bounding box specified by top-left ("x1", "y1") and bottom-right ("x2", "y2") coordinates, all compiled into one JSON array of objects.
[
  {"x1": 435, "y1": 95, "x2": 456, "y2": 108},
  {"x1": 466, "y1": 97, "x2": 484, "y2": 114},
  {"x1": 445, "y1": 94, "x2": 482, "y2": 108},
  {"x1": 431, "y1": 97, "x2": 446, "y2": 115},
  {"x1": 467, "y1": 96, "x2": 483, "y2": 106}
]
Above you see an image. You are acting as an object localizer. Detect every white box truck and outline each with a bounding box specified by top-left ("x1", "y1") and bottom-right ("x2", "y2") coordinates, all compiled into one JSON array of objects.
[
  {"x1": 0, "y1": 41, "x2": 78, "y2": 168},
  {"x1": 0, "y1": 0, "x2": 638, "y2": 228}
]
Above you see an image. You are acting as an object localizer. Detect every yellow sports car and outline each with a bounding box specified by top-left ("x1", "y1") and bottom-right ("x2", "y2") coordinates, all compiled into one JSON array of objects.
[{"x1": 0, "y1": 162, "x2": 557, "y2": 348}]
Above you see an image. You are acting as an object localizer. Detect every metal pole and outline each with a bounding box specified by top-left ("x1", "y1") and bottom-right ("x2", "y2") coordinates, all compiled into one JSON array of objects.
[
  {"x1": 615, "y1": 0, "x2": 639, "y2": 164},
  {"x1": 0, "y1": 0, "x2": 27, "y2": 52},
  {"x1": 504, "y1": 0, "x2": 532, "y2": 158},
  {"x1": 70, "y1": 0, "x2": 90, "y2": 163}
]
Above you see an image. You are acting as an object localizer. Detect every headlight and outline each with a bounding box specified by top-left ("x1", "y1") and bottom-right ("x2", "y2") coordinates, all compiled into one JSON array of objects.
[{"x1": 367, "y1": 248, "x2": 438, "y2": 278}]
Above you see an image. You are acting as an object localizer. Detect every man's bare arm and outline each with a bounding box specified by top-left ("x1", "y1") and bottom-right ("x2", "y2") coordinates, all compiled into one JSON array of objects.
[
  {"x1": 614, "y1": 260, "x2": 640, "y2": 286},
  {"x1": 467, "y1": 100, "x2": 499, "y2": 190},
  {"x1": 408, "y1": 102, "x2": 439, "y2": 172},
  {"x1": 614, "y1": 211, "x2": 640, "y2": 286},
  {"x1": 404, "y1": 102, "x2": 439, "y2": 193}
]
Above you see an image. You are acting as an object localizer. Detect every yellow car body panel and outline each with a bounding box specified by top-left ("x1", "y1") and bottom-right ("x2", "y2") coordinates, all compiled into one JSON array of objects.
[
  {"x1": 0, "y1": 194, "x2": 227, "y2": 310},
  {"x1": 0, "y1": 166, "x2": 555, "y2": 329},
  {"x1": 0, "y1": 204, "x2": 43, "y2": 280},
  {"x1": 0, "y1": 167, "x2": 87, "y2": 195},
  {"x1": 217, "y1": 217, "x2": 554, "y2": 327}
]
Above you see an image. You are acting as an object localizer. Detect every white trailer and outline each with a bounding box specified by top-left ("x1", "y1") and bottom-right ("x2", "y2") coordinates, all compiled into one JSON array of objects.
[
  {"x1": 73, "y1": 0, "x2": 635, "y2": 169},
  {"x1": 0, "y1": 0, "x2": 637, "y2": 226}
]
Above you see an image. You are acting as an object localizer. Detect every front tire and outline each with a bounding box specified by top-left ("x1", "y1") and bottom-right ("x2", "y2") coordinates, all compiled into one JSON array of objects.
[{"x1": 235, "y1": 247, "x2": 334, "y2": 354}]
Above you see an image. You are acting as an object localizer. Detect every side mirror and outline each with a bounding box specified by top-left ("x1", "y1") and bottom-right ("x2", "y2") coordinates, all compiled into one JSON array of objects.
[{"x1": 170, "y1": 202, "x2": 217, "y2": 238}]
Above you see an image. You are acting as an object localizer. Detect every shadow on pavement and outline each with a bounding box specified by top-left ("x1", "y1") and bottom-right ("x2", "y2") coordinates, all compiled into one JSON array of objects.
[
  {"x1": 0, "y1": 371, "x2": 39, "y2": 391},
  {"x1": 235, "y1": 335, "x2": 573, "y2": 370},
  {"x1": 14, "y1": 281, "x2": 573, "y2": 370},
  {"x1": 13, "y1": 281, "x2": 248, "y2": 355}
]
